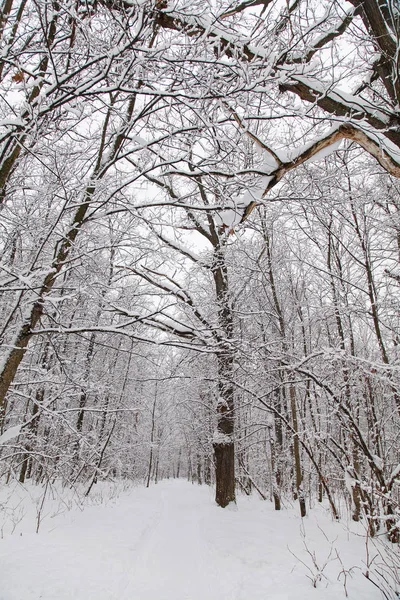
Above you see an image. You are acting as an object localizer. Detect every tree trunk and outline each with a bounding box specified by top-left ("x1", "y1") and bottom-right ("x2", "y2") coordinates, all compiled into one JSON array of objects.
[
  {"x1": 214, "y1": 442, "x2": 235, "y2": 507},
  {"x1": 146, "y1": 385, "x2": 158, "y2": 488},
  {"x1": 211, "y1": 238, "x2": 236, "y2": 507},
  {"x1": 290, "y1": 384, "x2": 306, "y2": 517}
]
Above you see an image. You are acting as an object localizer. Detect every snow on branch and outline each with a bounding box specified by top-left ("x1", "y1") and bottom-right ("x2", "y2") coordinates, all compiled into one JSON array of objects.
[
  {"x1": 212, "y1": 430, "x2": 232, "y2": 445},
  {"x1": 279, "y1": 74, "x2": 391, "y2": 128},
  {"x1": 119, "y1": 265, "x2": 215, "y2": 340},
  {"x1": 178, "y1": 120, "x2": 400, "y2": 236},
  {"x1": 222, "y1": 101, "x2": 282, "y2": 168},
  {"x1": 243, "y1": 123, "x2": 400, "y2": 222},
  {"x1": 282, "y1": 8, "x2": 356, "y2": 65},
  {"x1": 0, "y1": 424, "x2": 22, "y2": 444},
  {"x1": 147, "y1": 225, "x2": 203, "y2": 264},
  {"x1": 220, "y1": 126, "x2": 345, "y2": 231}
]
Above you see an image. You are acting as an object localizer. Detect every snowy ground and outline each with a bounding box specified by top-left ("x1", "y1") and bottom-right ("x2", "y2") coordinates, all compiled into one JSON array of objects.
[{"x1": 0, "y1": 479, "x2": 396, "y2": 600}]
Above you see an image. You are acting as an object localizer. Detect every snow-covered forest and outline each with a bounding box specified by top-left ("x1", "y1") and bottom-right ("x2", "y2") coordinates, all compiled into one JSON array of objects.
[{"x1": 0, "y1": 0, "x2": 399, "y2": 597}]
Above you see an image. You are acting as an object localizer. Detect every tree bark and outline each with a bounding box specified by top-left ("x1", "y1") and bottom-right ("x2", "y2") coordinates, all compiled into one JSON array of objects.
[
  {"x1": 212, "y1": 237, "x2": 236, "y2": 507},
  {"x1": 290, "y1": 384, "x2": 306, "y2": 517}
]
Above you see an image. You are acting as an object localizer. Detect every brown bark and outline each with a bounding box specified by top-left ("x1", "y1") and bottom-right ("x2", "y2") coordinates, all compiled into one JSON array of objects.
[
  {"x1": 212, "y1": 239, "x2": 236, "y2": 507},
  {"x1": 213, "y1": 354, "x2": 236, "y2": 506},
  {"x1": 214, "y1": 441, "x2": 235, "y2": 507}
]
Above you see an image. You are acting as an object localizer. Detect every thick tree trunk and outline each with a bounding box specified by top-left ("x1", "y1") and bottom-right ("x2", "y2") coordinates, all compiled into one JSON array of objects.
[
  {"x1": 211, "y1": 237, "x2": 236, "y2": 507},
  {"x1": 214, "y1": 441, "x2": 235, "y2": 507},
  {"x1": 213, "y1": 358, "x2": 235, "y2": 506},
  {"x1": 213, "y1": 382, "x2": 236, "y2": 506}
]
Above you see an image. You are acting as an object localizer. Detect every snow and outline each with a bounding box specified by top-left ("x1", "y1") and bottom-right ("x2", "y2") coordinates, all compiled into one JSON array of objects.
[
  {"x1": 373, "y1": 455, "x2": 384, "y2": 471},
  {"x1": 131, "y1": 134, "x2": 148, "y2": 146},
  {"x1": 0, "y1": 118, "x2": 25, "y2": 128},
  {"x1": 390, "y1": 464, "x2": 400, "y2": 481},
  {"x1": 305, "y1": 138, "x2": 342, "y2": 163},
  {"x1": 213, "y1": 430, "x2": 232, "y2": 444},
  {"x1": 281, "y1": 73, "x2": 390, "y2": 125},
  {"x1": 215, "y1": 172, "x2": 273, "y2": 230},
  {"x1": 357, "y1": 124, "x2": 400, "y2": 163},
  {"x1": 214, "y1": 202, "x2": 244, "y2": 229},
  {"x1": 154, "y1": 232, "x2": 203, "y2": 263},
  {"x1": 0, "y1": 424, "x2": 22, "y2": 444},
  {"x1": 276, "y1": 128, "x2": 342, "y2": 164},
  {"x1": 104, "y1": 289, "x2": 120, "y2": 302},
  {"x1": 65, "y1": 106, "x2": 83, "y2": 119},
  {"x1": 0, "y1": 479, "x2": 389, "y2": 600}
]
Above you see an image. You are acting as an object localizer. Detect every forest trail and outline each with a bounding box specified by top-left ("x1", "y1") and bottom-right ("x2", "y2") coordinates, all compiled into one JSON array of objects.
[{"x1": 0, "y1": 480, "x2": 381, "y2": 600}]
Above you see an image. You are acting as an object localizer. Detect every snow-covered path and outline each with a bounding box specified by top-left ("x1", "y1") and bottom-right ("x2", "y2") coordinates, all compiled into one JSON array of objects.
[
  {"x1": 0, "y1": 480, "x2": 384, "y2": 599},
  {"x1": 116, "y1": 485, "x2": 232, "y2": 600}
]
